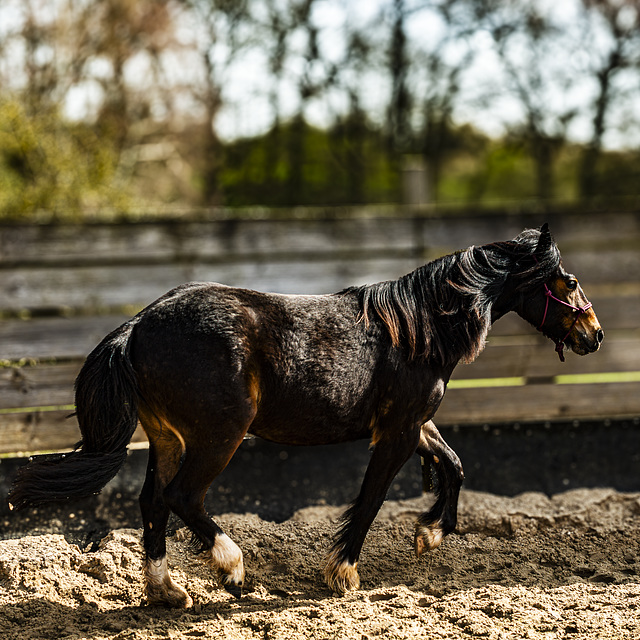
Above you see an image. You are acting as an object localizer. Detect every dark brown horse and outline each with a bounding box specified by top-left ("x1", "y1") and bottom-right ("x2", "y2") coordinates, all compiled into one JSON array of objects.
[{"x1": 8, "y1": 224, "x2": 603, "y2": 604}]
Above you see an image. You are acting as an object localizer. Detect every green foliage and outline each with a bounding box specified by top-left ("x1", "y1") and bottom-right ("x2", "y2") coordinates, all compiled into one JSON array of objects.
[
  {"x1": 595, "y1": 151, "x2": 640, "y2": 200},
  {"x1": 218, "y1": 119, "x2": 401, "y2": 206},
  {"x1": 1, "y1": 99, "x2": 638, "y2": 218},
  {"x1": 457, "y1": 142, "x2": 537, "y2": 203},
  {"x1": 213, "y1": 115, "x2": 640, "y2": 209},
  {"x1": 0, "y1": 99, "x2": 132, "y2": 221}
]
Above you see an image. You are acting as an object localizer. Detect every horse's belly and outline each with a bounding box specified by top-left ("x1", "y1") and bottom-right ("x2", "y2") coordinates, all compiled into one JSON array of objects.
[{"x1": 247, "y1": 410, "x2": 371, "y2": 446}]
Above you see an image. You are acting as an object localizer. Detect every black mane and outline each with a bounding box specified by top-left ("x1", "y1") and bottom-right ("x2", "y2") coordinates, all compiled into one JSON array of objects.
[{"x1": 355, "y1": 226, "x2": 561, "y2": 366}]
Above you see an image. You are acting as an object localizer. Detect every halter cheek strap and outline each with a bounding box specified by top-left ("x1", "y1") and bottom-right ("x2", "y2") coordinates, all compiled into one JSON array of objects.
[{"x1": 538, "y1": 284, "x2": 593, "y2": 362}]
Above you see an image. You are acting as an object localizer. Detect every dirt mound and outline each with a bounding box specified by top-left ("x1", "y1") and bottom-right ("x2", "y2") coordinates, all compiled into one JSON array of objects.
[{"x1": 1, "y1": 488, "x2": 640, "y2": 639}]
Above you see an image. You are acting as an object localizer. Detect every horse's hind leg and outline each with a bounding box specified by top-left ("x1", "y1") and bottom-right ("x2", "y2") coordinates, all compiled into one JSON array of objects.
[
  {"x1": 161, "y1": 397, "x2": 255, "y2": 598},
  {"x1": 163, "y1": 440, "x2": 248, "y2": 597},
  {"x1": 414, "y1": 420, "x2": 464, "y2": 557},
  {"x1": 138, "y1": 421, "x2": 191, "y2": 607}
]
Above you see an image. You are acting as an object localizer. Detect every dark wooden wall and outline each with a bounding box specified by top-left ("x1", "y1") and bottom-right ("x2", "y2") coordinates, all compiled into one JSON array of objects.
[{"x1": 1, "y1": 208, "x2": 639, "y2": 454}]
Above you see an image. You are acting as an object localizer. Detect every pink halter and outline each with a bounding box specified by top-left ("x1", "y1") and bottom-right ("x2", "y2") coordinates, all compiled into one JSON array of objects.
[{"x1": 538, "y1": 283, "x2": 592, "y2": 362}]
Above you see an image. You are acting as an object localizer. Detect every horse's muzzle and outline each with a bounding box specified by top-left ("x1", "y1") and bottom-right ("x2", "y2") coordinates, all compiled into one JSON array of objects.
[{"x1": 571, "y1": 328, "x2": 604, "y2": 355}]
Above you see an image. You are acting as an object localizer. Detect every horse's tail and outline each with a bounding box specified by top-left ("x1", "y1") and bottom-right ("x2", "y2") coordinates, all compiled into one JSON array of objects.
[{"x1": 7, "y1": 320, "x2": 140, "y2": 510}]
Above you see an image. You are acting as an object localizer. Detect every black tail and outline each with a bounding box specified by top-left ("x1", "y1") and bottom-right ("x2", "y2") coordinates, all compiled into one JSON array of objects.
[{"x1": 7, "y1": 320, "x2": 140, "y2": 510}]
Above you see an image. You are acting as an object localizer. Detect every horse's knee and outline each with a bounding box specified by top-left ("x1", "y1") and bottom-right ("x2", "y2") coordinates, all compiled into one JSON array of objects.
[
  {"x1": 162, "y1": 481, "x2": 185, "y2": 511},
  {"x1": 162, "y1": 473, "x2": 208, "y2": 521}
]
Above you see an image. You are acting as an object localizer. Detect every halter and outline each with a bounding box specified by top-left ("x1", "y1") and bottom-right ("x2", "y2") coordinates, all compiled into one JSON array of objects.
[{"x1": 538, "y1": 283, "x2": 592, "y2": 362}]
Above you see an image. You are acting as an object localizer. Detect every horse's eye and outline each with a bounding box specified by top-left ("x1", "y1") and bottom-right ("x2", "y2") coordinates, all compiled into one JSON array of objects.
[{"x1": 567, "y1": 279, "x2": 577, "y2": 290}]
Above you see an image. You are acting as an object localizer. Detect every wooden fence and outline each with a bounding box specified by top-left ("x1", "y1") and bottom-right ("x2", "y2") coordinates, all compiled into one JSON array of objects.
[{"x1": 1, "y1": 207, "x2": 639, "y2": 455}]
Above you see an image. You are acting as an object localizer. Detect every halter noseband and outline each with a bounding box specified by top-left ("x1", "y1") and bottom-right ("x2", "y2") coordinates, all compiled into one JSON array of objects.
[{"x1": 538, "y1": 283, "x2": 592, "y2": 362}]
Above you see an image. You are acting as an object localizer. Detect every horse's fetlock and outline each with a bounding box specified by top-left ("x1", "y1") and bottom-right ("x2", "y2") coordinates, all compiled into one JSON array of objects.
[
  {"x1": 414, "y1": 519, "x2": 444, "y2": 557},
  {"x1": 203, "y1": 533, "x2": 245, "y2": 590},
  {"x1": 144, "y1": 556, "x2": 193, "y2": 608}
]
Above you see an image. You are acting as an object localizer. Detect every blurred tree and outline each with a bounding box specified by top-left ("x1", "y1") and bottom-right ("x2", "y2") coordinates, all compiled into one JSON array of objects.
[
  {"x1": 0, "y1": 0, "x2": 185, "y2": 217},
  {"x1": 387, "y1": 0, "x2": 412, "y2": 154},
  {"x1": 478, "y1": 0, "x2": 578, "y2": 201},
  {"x1": 322, "y1": 11, "x2": 388, "y2": 204},
  {"x1": 578, "y1": 0, "x2": 640, "y2": 199},
  {"x1": 285, "y1": 0, "x2": 318, "y2": 205},
  {"x1": 0, "y1": 99, "x2": 126, "y2": 217},
  {"x1": 179, "y1": 0, "x2": 252, "y2": 205},
  {"x1": 263, "y1": 0, "x2": 289, "y2": 197},
  {"x1": 90, "y1": 0, "x2": 176, "y2": 150},
  {"x1": 1, "y1": 0, "x2": 640, "y2": 216},
  {"x1": 414, "y1": 1, "x2": 476, "y2": 202}
]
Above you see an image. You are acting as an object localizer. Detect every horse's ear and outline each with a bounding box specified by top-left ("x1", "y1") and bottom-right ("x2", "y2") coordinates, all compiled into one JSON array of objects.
[{"x1": 534, "y1": 223, "x2": 552, "y2": 256}]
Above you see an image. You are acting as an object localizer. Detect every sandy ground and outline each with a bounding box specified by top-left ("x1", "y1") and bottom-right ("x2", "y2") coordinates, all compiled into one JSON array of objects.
[{"x1": 1, "y1": 488, "x2": 640, "y2": 639}]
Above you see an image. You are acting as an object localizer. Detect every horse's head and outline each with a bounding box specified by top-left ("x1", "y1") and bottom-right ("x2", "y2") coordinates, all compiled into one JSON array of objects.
[
  {"x1": 514, "y1": 224, "x2": 604, "y2": 362},
  {"x1": 535, "y1": 265, "x2": 604, "y2": 361}
]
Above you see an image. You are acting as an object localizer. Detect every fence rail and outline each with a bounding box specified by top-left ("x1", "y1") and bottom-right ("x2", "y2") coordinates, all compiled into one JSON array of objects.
[{"x1": 1, "y1": 207, "x2": 639, "y2": 454}]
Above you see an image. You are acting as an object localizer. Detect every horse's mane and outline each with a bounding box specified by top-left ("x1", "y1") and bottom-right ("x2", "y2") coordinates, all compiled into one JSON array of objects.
[{"x1": 352, "y1": 227, "x2": 561, "y2": 367}]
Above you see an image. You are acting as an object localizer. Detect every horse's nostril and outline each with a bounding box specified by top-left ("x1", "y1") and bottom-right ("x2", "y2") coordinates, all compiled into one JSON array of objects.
[{"x1": 596, "y1": 329, "x2": 604, "y2": 344}]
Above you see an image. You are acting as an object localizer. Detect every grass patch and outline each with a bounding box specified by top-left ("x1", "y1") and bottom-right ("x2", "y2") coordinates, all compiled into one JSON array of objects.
[
  {"x1": 448, "y1": 377, "x2": 526, "y2": 389},
  {"x1": 554, "y1": 371, "x2": 640, "y2": 385},
  {"x1": 450, "y1": 371, "x2": 640, "y2": 389},
  {"x1": 0, "y1": 404, "x2": 75, "y2": 415}
]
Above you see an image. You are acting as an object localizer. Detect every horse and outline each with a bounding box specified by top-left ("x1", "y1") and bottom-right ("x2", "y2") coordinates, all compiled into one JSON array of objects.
[{"x1": 7, "y1": 223, "x2": 603, "y2": 605}]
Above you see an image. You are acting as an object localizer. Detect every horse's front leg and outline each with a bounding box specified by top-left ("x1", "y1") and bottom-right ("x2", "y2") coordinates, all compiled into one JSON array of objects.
[
  {"x1": 324, "y1": 421, "x2": 421, "y2": 594},
  {"x1": 414, "y1": 420, "x2": 464, "y2": 557}
]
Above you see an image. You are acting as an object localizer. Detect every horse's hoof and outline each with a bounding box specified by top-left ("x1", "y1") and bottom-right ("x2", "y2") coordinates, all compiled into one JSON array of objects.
[
  {"x1": 414, "y1": 521, "x2": 443, "y2": 557},
  {"x1": 223, "y1": 583, "x2": 244, "y2": 599},
  {"x1": 324, "y1": 551, "x2": 360, "y2": 595},
  {"x1": 145, "y1": 582, "x2": 193, "y2": 608}
]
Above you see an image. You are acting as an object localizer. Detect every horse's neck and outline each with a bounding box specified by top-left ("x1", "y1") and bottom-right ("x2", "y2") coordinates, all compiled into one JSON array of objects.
[{"x1": 490, "y1": 277, "x2": 522, "y2": 324}]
